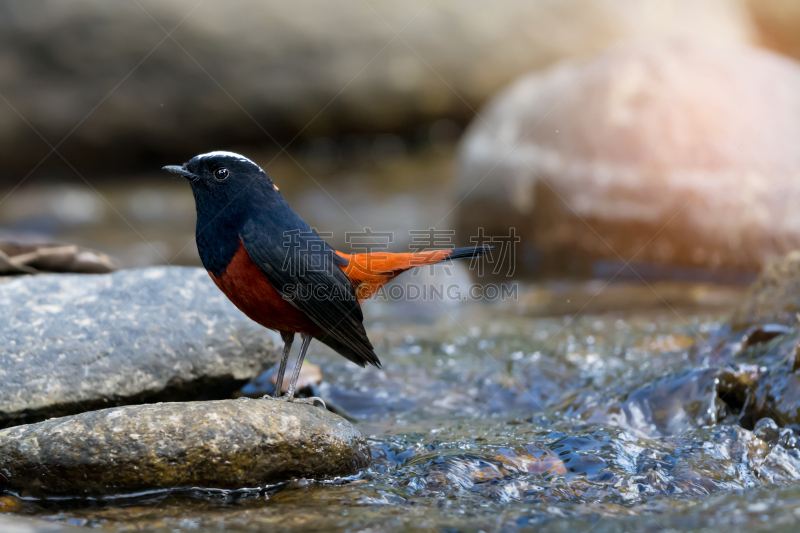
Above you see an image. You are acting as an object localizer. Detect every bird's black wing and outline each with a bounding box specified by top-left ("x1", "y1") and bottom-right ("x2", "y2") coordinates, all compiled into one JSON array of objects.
[{"x1": 240, "y1": 218, "x2": 380, "y2": 368}]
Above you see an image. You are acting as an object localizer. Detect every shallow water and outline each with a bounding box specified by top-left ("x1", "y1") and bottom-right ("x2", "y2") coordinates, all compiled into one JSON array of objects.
[{"x1": 8, "y1": 280, "x2": 800, "y2": 532}]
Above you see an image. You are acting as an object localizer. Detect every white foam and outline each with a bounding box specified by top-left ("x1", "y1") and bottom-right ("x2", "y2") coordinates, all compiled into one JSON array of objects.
[{"x1": 194, "y1": 151, "x2": 255, "y2": 164}]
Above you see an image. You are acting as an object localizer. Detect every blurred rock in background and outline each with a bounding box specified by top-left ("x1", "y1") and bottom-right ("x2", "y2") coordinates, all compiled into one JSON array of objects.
[
  {"x1": 731, "y1": 251, "x2": 800, "y2": 328},
  {"x1": 746, "y1": 0, "x2": 800, "y2": 60},
  {"x1": 0, "y1": 240, "x2": 116, "y2": 274},
  {"x1": 0, "y1": 0, "x2": 754, "y2": 177},
  {"x1": 455, "y1": 40, "x2": 800, "y2": 278}
]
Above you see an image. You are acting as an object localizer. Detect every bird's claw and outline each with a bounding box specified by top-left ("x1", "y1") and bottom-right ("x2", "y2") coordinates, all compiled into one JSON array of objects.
[
  {"x1": 261, "y1": 394, "x2": 326, "y2": 409},
  {"x1": 293, "y1": 396, "x2": 327, "y2": 408},
  {"x1": 261, "y1": 393, "x2": 291, "y2": 402}
]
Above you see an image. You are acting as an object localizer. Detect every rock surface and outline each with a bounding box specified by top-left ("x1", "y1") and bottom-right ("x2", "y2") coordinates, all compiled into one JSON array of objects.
[
  {"x1": 730, "y1": 251, "x2": 800, "y2": 328},
  {"x1": 718, "y1": 322, "x2": 800, "y2": 427},
  {"x1": 0, "y1": 400, "x2": 370, "y2": 498},
  {"x1": 0, "y1": 267, "x2": 280, "y2": 426},
  {"x1": 754, "y1": 364, "x2": 800, "y2": 427},
  {"x1": 456, "y1": 40, "x2": 800, "y2": 277},
  {"x1": 0, "y1": 0, "x2": 754, "y2": 173}
]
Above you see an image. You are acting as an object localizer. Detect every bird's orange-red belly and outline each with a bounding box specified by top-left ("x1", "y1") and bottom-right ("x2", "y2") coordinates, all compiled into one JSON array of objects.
[{"x1": 209, "y1": 243, "x2": 323, "y2": 335}]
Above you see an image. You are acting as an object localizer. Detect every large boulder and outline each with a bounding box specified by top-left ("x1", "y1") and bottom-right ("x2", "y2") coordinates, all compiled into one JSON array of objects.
[
  {"x1": 0, "y1": 400, "x2": 370, "y2": 498},
  {"x1": 0, "y1": 0, "x2": 754, "y2": 173},
  {"x1": 455, "y1": 40, "x2": 800, "y2": 278},
  {"x1": 0, "y1": 267, "x2": 280, "y2": 426}
]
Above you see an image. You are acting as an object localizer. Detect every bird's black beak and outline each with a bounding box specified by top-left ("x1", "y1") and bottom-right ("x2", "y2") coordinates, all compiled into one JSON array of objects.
[{"x1": 162, "y1": 165, "x2": 197, "y2": 181}]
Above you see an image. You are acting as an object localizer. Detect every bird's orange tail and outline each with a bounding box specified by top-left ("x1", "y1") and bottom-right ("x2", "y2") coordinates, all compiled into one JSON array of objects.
[{"x1": 337, "y1": 246, "x2": 491, "y2": 301}]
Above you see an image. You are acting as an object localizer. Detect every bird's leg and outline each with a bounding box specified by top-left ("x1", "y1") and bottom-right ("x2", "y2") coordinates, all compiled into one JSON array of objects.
[
  {"x1": 284, "y1": 333, "x2": 326, "y2": 408},
  {"x1": 271, "y1": 331, "x2": 294, "y2": 398}
]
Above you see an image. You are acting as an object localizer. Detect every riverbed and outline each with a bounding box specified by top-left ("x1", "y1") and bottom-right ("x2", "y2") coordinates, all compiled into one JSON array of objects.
[{"x1": 6, "y1": 278, "x2": 799, "y2": 532}]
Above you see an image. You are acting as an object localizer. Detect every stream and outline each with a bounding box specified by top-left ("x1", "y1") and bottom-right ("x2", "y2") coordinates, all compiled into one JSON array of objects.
[{"x1": 6, "y1": 279, "x2": 800, "y2": 532}]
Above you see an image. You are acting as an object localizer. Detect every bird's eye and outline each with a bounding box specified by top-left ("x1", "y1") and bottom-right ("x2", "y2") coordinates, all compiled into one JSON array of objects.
[{"x1": 214, "y1": 168, "x2": 229, "y2": 180}]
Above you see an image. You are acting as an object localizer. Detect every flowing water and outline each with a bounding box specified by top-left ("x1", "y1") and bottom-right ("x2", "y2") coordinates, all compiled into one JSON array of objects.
[{"x1": 7, "y1": 279, "x2": 800, "y2": 532}]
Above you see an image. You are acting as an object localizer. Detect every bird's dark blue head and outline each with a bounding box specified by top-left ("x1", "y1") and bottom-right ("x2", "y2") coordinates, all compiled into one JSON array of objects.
[
  {"x1": 163, "y1": 151, "x2": 281, "y2": 218},
  {"x1": 164, "y1": 152, "x2": 280, "y2": 210},
  {"x1": 164, "y1": 151, "x2": 294, "y2": 275}
]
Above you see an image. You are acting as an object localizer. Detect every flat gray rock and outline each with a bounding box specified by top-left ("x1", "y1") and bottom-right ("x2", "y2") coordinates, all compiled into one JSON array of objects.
[
  {"x1": 0, "y1": 400, "x2": 371, "y2": 498},
  {"x1": 0, "y1": 267, "x2": 280, "y2": 426}
]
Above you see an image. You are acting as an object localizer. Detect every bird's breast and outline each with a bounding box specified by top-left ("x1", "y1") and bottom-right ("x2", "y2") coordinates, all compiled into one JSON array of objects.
[
  {"x1": 195, "y1": 219, "x2": 243, "y2": 278},
  {"x1": 209, "y1": 241, "x2": 323, "y2": 335}
]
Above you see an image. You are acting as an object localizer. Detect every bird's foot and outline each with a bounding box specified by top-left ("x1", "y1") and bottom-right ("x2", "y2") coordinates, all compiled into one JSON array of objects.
[
  {"x1": 261, "y1": 393, "x2": 326, "y2": 409},
  {"x1": 261, "y1": 393, "x2": 291, "y2": 402},
  {"x1": 291, "y1": 396, "x2": 327, "y2": 408}
]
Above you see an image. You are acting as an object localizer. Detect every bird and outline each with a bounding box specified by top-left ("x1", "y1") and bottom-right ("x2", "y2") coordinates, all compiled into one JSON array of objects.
[{"x1": 164, "y1": 151, "x2": 491, "y2": 406}]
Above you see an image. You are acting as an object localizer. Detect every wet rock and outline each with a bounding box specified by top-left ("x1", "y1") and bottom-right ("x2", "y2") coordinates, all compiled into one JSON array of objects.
[
  {"x1": 754, "y1": 417, "x2": 781, "y2": 443},
  {"x1": 742, "y1": 324, "x2": 791, "y2": 348},
  {"x1": 0, "y1": 399, "x2": 371, "y2": 498},
  {"x1": 753, "y1": 363, "x2": 800, "y2": 427},
  {"x1": 0, "y1": 1, "x2": 753, "y2": 173},
  {"x1": 456, "y1": 40, "x2": 800, "y2": 277},
  {"x1": 747, "y1": 0, "x2": 800, "y2": 60},
  {"x1": 0, "y1": 267, "x2": 281, "y2": 426},
  {"x1": 731, "y1": 252, "x2": 800, "y2": 328},
  {"x1": 0, "y1": 241, "x2": 116, "y2": 275},
  {"x1": 723, "y1": 322, "x2": 800, "y2": 427}
]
